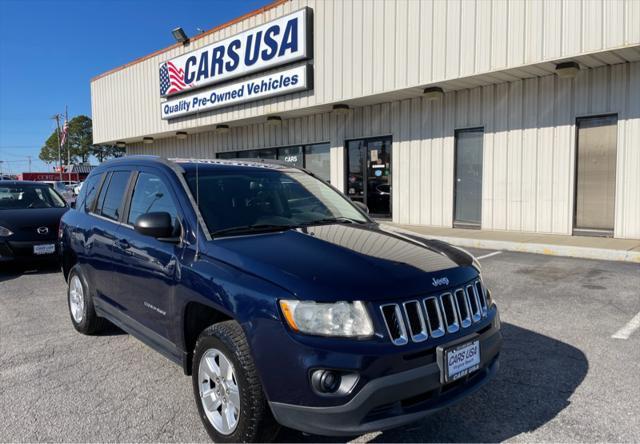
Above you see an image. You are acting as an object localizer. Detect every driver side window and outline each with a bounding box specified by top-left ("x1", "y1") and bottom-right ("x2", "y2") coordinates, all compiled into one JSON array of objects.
[{"x1": 128, "y1": 172, "x2": 179, "y2": 228}]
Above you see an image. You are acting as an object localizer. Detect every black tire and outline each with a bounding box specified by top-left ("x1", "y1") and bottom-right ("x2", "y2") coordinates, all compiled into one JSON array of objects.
[
  {"x1": 192, "y1": 320, "x2": 279, "y2": 443},
  {"x1": 67, "y1": 265, "x2": 105, "y2": 335}
]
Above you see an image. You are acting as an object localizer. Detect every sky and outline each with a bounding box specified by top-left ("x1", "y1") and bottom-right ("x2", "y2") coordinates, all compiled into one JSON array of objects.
[{"x1": 0, "y1": 0, "x2": 271, "y2": 175}]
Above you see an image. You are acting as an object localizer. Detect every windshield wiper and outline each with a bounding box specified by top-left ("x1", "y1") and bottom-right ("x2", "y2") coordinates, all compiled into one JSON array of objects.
[
  {"x1": 300, "y1": 216, "x2": 366, "y2": 226},
  {"x1": 211, "y1": 224, "x2": 295, "y2": 237}
]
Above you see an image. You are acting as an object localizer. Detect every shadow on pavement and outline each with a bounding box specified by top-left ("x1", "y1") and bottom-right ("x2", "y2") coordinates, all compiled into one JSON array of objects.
[
  {"x1": 276, "y1": 322, "x2": 588, "y2": 443},
  {"x1": 0, "y1": 262, "x2": 60, "y2": 283},
  {"x1": 97, "y1": 320, "x2": 126, "y2": 336}
]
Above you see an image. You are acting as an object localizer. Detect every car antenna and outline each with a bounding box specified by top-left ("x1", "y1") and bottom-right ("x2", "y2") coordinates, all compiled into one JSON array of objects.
[{"x1": 195, "y1": 160, "x2": 200, "y2": 260}]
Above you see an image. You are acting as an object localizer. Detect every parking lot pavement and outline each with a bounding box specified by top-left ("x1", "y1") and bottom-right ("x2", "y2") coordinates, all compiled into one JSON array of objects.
[{"x1": 1, "y1": 252, "x2": 639, "y2": 443}]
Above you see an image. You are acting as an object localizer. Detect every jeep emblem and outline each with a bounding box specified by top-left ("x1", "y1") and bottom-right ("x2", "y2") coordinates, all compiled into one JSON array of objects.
[{"x1": 432, "y1": 277, "x2": 449, "y2": 287}]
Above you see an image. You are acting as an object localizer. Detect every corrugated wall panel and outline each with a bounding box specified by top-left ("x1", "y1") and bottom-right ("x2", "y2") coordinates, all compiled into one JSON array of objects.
[
  {"x1": 92, "y1": 0, "x2": 640, "y2": 144},
  {"x1": 507, "y1": 80, "x2": 523, "y2": 231},
  {"x1": 521, "y1": 77, "x2": 539, "y2": 232},
  {"x1": 128, "y1": 62, "x2": 640, "y2": 239}
]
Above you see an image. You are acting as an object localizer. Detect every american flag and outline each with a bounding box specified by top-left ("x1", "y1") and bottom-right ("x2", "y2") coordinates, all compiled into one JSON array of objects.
[
  {"x1": 160, "y1": 61, "x2": 187, "y2": 95},
  {"x1": 60, "y1": 120, "x2": 68, "y2": 147}
]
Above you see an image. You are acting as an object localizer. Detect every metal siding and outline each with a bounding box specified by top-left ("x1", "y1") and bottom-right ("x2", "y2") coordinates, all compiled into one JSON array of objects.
[
  {"x1": 127, "y1": 61, "x2": 640, "y2": 240},
  {"x1": 93, "y1": 0, "x2": 640, "y2": 145},
  {"x1": 507, "y1": 80, "x2": 523, "y2": 231}
]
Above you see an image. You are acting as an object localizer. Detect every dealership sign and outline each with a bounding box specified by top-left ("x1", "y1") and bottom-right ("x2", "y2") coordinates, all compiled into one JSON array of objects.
[
  {"x1": 161, "y1": 65, "x2": 311, "y2": 119},
  {"x1": 159, "y1": 8, "x2": 312, "y2": 97}
]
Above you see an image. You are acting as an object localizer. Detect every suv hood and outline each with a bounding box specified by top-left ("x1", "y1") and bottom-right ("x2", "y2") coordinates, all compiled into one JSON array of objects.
[{"x1": 204, "y1": 223, "x2": 478, "y2": 302}]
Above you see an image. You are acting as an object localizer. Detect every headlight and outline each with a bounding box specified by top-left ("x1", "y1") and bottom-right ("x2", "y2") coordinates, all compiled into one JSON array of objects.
[
  {"x1": 279, "y1": 300, "x2": 374, "y2": 338},
  {"x1": 0, "y1": 226, "x2": 13, "y2": 237}
]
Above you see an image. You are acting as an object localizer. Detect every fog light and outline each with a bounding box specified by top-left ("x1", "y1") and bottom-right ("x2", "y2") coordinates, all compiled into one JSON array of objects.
[{"x1": 311, "y1": 370, "x2": 341, "y2": 394}]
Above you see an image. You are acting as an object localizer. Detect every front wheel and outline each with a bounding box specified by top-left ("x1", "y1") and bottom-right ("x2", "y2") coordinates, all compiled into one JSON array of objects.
[{"x1": 192, "y1": 321, "x2": 279, "y2": 442}]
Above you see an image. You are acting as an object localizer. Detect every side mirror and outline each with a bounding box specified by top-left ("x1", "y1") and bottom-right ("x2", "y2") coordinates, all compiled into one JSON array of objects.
[
  {"x1": 352, "y1": 200, "x2": 369, "y2": 214},
  {"x1": 134, "y1": 212, "x2": 174, "y2": 239}
]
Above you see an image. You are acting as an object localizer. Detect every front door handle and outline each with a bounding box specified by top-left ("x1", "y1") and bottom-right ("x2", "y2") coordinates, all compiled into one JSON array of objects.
[{"x1": 115, "y1": 239, "x2": 130, "y2": 250}]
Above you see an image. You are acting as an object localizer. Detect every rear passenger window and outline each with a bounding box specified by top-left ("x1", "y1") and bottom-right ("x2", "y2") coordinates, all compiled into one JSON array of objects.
[
  {"x1": 79, "y1": 173, "x2": 102, "y2": 212},
  {"x1": 127, "y1": 172, "x2": 179, "y2": 226},
  {"x1": 96, "y1": 171, "x2": 131, "y2": 221}
]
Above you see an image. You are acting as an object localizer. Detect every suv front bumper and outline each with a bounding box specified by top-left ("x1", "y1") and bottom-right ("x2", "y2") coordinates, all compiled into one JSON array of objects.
[{"x1": 269, "y1": 324, "x2": 501, "y2": 436}]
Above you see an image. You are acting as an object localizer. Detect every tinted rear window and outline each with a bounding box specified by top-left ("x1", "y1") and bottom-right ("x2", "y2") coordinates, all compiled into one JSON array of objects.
[
  {"x1": 78, "y1": 173, "x2": 103, "y2": 212},
  {"x1": 96, "y1": 171, "x2": 130, "y2": 220}
]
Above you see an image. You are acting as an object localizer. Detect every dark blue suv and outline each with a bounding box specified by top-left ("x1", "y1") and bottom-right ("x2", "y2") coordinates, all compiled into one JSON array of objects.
[{"x1": 59, "y1": 156, "x2": 501, "y2": 442}]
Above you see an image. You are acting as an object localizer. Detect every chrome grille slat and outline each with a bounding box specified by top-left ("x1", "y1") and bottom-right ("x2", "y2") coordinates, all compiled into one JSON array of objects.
[
  {"x1": 402, "y1": 300, "x2": 428, "y2": 342},
  {"x1": 475, "y1": 280, "x2": 488, "y2": 316},
  {"x1": 440, "y1": 292, "x2": 460, "y2": 333},
  {"x1": 454, "y1": 289, "x2": 472, "y2": 328},
  {"x1": 466, "y1": 284, "x2": 482, "y2": 322},
  {"x1": 423, "y1": 296, "x2": 445, "y2": 338},
  {"x1": 380, "y1": 280, "x2": 489, "y2": 345},
  {"x1": 380, "y1": 304, "x2": 408, "y2": 346}
]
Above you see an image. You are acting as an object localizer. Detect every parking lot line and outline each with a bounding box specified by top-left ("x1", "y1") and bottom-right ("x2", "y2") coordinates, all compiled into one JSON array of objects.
[
  {"x1": 611, "y1": 311, "x2": 640, "y2": 339},
  {"x1": 477, "y1": 251, "x2": 502, "y2": 261}
]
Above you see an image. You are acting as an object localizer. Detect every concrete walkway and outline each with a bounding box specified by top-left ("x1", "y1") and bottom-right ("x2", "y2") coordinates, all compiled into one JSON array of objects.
[{"x1": 383, "y1": 223, "x2": 640, "y2": 263}]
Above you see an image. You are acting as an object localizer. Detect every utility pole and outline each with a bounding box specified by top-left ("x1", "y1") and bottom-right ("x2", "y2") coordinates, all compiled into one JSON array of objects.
[
  {"x1": 27, "y1": 156, "x2": 32, "y2": 173},
  {"x1": 51, "y1": 113, "x2": 62, "y2": 180},
  {"x1": 65, "y1": 106, "x2": 71, "y2": 184}
]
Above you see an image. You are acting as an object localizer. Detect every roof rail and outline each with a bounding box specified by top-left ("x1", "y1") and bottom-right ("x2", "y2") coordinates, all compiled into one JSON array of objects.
[{"x1": 169, "y1": 157, "x2": 302, "y2": 170}]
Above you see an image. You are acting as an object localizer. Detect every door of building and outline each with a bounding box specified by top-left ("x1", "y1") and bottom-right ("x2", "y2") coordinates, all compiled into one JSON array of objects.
[
  {"x1": 454, "y1": 128, "x2": 484, "y2": 228},
  {"x1": 346, "y1": 137, "x2": 392, "y2": 217},
  {"x1": 574, "y1": 115, "x2": 617, "y2": 236}
]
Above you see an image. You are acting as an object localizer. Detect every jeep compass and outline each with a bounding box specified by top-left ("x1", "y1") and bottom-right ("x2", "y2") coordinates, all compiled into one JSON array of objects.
[{"x1": 59, "y1": 156, "x2": 502, "y2": 442}]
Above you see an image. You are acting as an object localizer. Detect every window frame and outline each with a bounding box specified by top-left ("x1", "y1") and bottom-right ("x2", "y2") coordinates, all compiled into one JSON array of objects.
[{"x1": 124, "y1": 169, "x2": 182, "y2": 229}]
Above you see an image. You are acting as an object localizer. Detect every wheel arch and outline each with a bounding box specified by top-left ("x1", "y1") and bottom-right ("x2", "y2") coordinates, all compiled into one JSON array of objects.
[
  {"x1": 182, "y1": 301, "x2": 233, "y2": 375},
  {"x1": 62, "y1": 245, "x2": 78, "y2": 281}
]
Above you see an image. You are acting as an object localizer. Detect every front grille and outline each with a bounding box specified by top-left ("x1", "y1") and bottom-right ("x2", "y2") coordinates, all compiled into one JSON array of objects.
[{"x1": 380, "y1": 279, "x2": 489, "y2": 345}]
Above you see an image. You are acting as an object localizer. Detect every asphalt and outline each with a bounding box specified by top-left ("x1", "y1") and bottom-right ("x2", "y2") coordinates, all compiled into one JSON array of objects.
[{"x1": 0, "y1": 250, "x2": 639, "y2": 442}]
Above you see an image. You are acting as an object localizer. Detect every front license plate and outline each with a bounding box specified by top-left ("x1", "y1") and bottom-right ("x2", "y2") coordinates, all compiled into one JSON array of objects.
[
  {"x1": 33, "y1": 244, "x2": 55, "y2": 255},
  {"x1": 445, "y1": 340, "x2": 480, "y2": 382}
]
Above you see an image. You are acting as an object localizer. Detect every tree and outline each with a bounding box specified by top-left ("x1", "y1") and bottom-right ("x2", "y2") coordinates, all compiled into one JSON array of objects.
[
  {"x1": 39, "y1": 115, "x2": 124, "y2": 165},
  {"x1": 67, "y1": 115, "x2": 93, "y2": 163},
  {"x1": 39, "y1": 130, "x2": 74, "y2": 166},
  {"x1": 90, "y1": 143, "x2": 125, "y2": 162}
]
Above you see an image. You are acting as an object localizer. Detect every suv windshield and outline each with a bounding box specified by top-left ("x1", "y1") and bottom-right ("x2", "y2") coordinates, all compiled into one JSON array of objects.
[
  {"x1": 186, "y1": 169, "x2": 369, "y2": 235},
  {"x1": 0, "y1": 184, "x2": 67, "y2": 210}
]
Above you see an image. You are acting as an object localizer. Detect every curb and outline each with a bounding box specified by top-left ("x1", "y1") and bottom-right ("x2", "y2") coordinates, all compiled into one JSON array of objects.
[{"x1": 388, "y1": 227, "x2": 640, "y2": 263}]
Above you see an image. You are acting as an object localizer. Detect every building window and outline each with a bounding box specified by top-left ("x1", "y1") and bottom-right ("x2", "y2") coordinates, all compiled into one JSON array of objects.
[
  {"x1": 216, "y1": 142, "x2": 331, "y2": 182},
  {"x1": 277, "y1": 146, "x2": 304, "y2": 168},
  {"x1": 304, "y1": 143, "x2": 331, "y2": 182}
]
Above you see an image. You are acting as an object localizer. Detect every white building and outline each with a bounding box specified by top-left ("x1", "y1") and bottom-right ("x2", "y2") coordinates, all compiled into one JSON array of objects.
[{"x1": 91, "y1": 0, "x2": 640, "y2": 239}]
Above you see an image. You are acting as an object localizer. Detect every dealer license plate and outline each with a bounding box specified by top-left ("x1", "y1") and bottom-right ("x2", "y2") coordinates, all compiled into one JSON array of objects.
[
  {"x1": 33, "y1": 244, "x2": 55, "y2": 255},
  {"x1": 444, "y1": 340, "x2": 480, "y2": 382}
]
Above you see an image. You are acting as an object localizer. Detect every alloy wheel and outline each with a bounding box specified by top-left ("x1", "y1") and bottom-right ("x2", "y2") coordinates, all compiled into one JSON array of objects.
[
  {"x1": 69, "y1": 275, "x2": 85, "y2": 323},
  {"x1": 198, "y1": 348, "x2": 241, "y2": 435}
]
